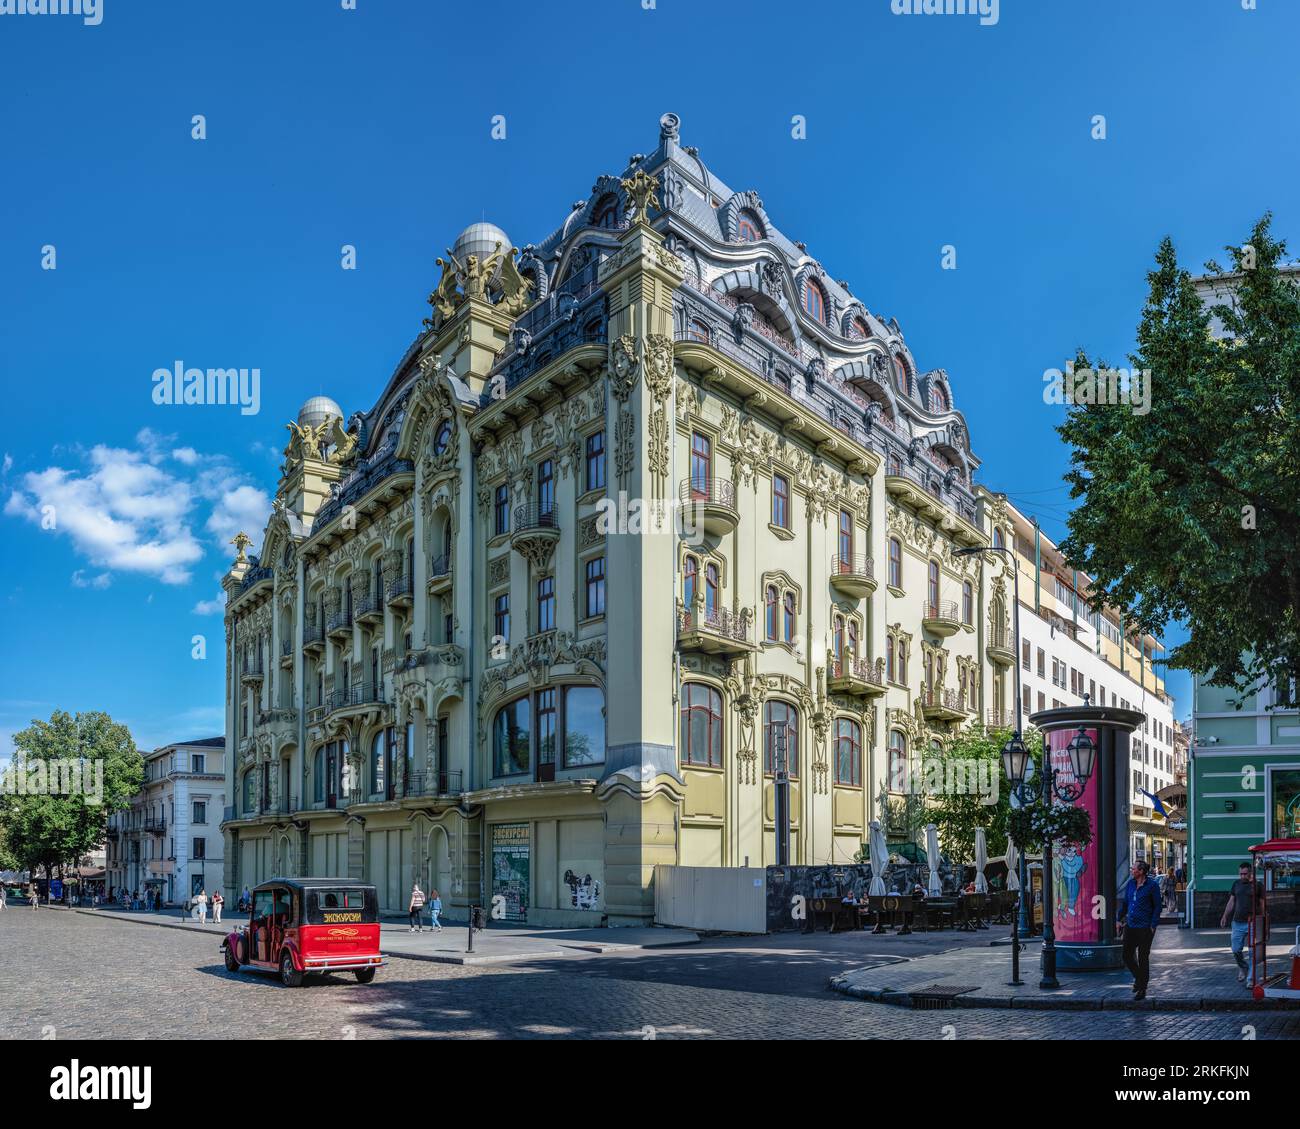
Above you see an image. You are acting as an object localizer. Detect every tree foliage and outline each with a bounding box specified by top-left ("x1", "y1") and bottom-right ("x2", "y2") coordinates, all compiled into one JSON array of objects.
[
  {"x1": 0, "y1": 710, "x2": 143, "y2": 880},
  {"x1": 1057, "y1": 215, "x2": 1300, "y2": 707}
]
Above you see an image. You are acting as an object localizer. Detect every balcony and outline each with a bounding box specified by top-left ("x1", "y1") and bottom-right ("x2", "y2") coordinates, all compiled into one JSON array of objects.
[
  {"x1": 303, "y1": 623, "x2": 325, "y2": 655},
  {"x1": 986, "y1": 707, "x2": 1018, "y2": 730},
  {"x1": 406, "y1": 770, "x2": 463, "y2": 799},
  {"x1": 280, "y1": 639, "x2": 294, "y2": 669},
  {"x1": 829, "y1": 554, "x2": 876, "y2": 600},
  {"x1": 427, "y1": 554, "x2": 452, "y2": 596},
  {"x1": 922, "y1": 600, "x2": 961, "y2": 638},
  {"x1": 326, "y1": 609, "x2": 353, "y2": 641},
  {"x1": 827, "y1": 653, "x2": 887, "y2": 698},
  {"x1": 239, "y1": 662, "x2": 264, "y2": 687},
  {"x1": 354, "y1": 593, "x2": 384, "y2": 626},
  {"x1": 985, "y1": 627, "x2": 1016, "y2": 668},
  {"x1": 328, "y1": 681, "x2": 386, "y2": 716},
  {"x1": 511, "y1": 505, "x2": 560, "y2": 567},
  {"x1": 676, "y1": 601, "x2": 755, "y2": 656},
  {"x1": 385, "y1": 573, "x2": 414, "y2": 610},
  {"x1": 679, "y1": 478, "x2": 738, "y2": 537},
  {"x1": 142, "y1": 818, "x2": 166, "y2": 836},
  {"x1": 920, "y1": 685, "x2": 970, "y2": 723}
]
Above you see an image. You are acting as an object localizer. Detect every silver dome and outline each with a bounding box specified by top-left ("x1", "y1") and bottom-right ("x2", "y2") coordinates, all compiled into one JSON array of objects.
[
  {"x1": 452, "y1": 222, "x2": 511, "y2": 264},
  {"x1": 298, "y1": 395, "x2": 342, "y2": 431}
]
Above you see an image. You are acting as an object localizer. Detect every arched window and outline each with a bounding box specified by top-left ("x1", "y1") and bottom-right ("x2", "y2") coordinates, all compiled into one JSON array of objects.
[
  {"x1": 962, "y1": 580, "x2": 974, "y2": 626},
  {"x1": 687, "y1": 318, "x2": 710, "y2": 343},
  {"x1": 764, "y1": 701, "x2": 799, "y2": 776},
  {"x1": 493, "y1": 697, "x2": 530, "y2": 777},
  {"x1": 803, "y1": 279, "x2": 827, "y2": 324},
  {"x1": 782, "y1": 591, "x2": 796, "y2": 642},
  {"x1": 705, "y1": 562, "x2": 719, "y2": 619},
  {"x1": 684, "y1": 555, "x2": 698, "y2": 611},
  {"x1": 849, "y1": 316, "x2": 872, "y2": 341},
  {"x1": 930, "y1": 382, "x2": 949, "y2": 412},
  {"x1": 835, "y1": 719, "x2": 862, "y2": 787},
  {"x1": 242, "y1": 771, "x2": 255, "y2": 813},
  {"x1": 847, "y1": 619, "x2": 859, "y2": 660},
  {"x1": 680, "y1": 683, "x2": 723, "y2": 768},
  {"x1": 888, "y1": 537, "x2": 903, "y2": 588},
  {"x1": 993, "y1": 526, "x2": 1004, "y2": 550},
  {"x1": 888, "y1": 452, "x2": 903, "y2": 476},
  {"x1": 312, "y1": 749, "x2": 325, "y2": 805},
  {"x1": 898, "y1": 639, "x2": 908, "y2": 684},
  {"x1": 592, "y1": 194, "x2": 620, "y2": 229},
  {"x1": 371, "y1": 730, "x2": 388, "y2": 797},
  {"x1": 405, "y1": 721, "x2": 417, "y2": 790},
  {"x1": 888, "y1": 730, "x2": 907, "y2": 793},
  {"x1": 765, "y1": 585, "x2": 779, "y2": 641},
  {"x1": 886, "y1": 634, "x2": 895, "y2": 682},
  {"x1": 893, "y1": 355, "x2": 910, "y2": 394},
  {"x1": 928, "y1": 560, "x2": 940, "y2": 614},
  {"x1": 737, "y1": 210, "x2": 763, "y2": 242},
  {"x1": 833, "y1": 615, "x2": 845, "y2": 661},
  {"x1": 839, "y1": 509, "x2": 853, "y2": 563}
]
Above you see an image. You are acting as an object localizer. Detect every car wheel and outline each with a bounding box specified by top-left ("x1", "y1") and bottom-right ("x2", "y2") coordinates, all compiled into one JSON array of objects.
[
  {"x1": 223, "y1": 944, "x2": 240, "y2": 973},
  {"x1": 280, "y1": 951, "x2": 304, "y2": 988},
  {"x1": 354, "y1": 968, "x2": 376, "y2": 984}
]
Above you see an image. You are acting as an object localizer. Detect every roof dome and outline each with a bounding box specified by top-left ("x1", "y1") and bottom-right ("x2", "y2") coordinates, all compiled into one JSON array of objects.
[
  {"x1": 452, "y1": 222, "x2": 511, "y2": 264},
  {"x1": 298, "y1": 396, "x2": 342, "y2": 431}
]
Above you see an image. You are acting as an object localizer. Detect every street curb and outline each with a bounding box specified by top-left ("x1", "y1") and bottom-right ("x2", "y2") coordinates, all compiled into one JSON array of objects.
[
  {"x1": 826, "y1": 973, "x2": 1300, "y2": 1012},
  {"x1": 385, "y1": 948, "x2": 570, "y2": 966}
]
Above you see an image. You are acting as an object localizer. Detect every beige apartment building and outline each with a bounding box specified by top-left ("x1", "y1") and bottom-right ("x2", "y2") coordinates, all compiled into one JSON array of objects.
[{"x1": 221, "y1": 115, "x2": 1077, "y2": 925}]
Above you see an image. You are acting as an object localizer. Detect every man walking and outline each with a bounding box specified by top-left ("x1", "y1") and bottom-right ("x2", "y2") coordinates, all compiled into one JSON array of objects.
[
  {"x1": 408, "y1": 882, "x2": 426, "y2": 932},
  {"x1": 1220, "y1": 861, "x2": 1262, "y2": 986},
  {"x1": 1118, "y1": 860, "x2": 1162, "y2": 1000}
]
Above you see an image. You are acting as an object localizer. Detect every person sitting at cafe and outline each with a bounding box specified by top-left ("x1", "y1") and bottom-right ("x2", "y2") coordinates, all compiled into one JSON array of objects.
[
  {"x1": 963, "y1": 881, "x2": 977, "y2": 894},
  {"x1": 911, "y1": 882, "x2": 926, "y2": 900}
]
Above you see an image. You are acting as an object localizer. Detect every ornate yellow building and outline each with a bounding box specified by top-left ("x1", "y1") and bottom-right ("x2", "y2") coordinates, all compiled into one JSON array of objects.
[{"x1": 220, "y1": 114, "x2": 1020, "y2": 926}]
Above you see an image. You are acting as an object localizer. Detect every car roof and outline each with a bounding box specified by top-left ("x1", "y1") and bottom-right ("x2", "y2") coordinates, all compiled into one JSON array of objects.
[{"x1": 252, "y1": 877, "x2": 376, "y2": 892}]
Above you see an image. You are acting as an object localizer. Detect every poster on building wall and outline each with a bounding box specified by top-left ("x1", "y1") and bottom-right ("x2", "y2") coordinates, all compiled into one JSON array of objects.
[{"x1": 491, "y1": 823, "x2": 530, "y2": 923}]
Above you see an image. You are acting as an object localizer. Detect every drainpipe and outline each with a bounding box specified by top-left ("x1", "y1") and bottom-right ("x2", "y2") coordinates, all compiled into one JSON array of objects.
[{"x1": 1032, "y1": 518, "x2": 1041, "y2": 615}]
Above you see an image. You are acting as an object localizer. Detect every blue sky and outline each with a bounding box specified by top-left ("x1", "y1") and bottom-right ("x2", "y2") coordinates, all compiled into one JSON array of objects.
[{"x1": 1, "y1": 0, "x2": 1294, "y2": 754}]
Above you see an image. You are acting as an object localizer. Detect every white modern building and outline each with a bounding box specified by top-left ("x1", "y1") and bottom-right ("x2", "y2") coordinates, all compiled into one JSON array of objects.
[{"x1": 106, "y1": 737, "x2": 226, "y2": 904}]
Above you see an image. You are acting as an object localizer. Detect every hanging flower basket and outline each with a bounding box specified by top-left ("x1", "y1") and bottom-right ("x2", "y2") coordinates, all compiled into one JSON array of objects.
[{"x1": 1008, "y1": 803, "x2": 1093, "y2": 852}]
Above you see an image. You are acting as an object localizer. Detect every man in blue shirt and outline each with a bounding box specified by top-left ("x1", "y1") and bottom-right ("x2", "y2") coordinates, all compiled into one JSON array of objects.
[{"x1": 1118, "y1": 859, "x2": 1162, "y2": 999}]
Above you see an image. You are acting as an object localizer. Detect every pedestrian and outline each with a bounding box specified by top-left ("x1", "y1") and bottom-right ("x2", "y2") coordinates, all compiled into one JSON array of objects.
[
  {"x1": 212, "y1": 888, "x2": 224, "y2": 925},
  {"x1": 1220, "y1": 861, "x2": 1263, "y2": 986},
  {"x1": 1118, "y1": 859, "x2": 1162, "y2": 1000},
  {"x1": 195, "y1": 889, "x2": 209, "y2": 925},
  {"x1": 240, "y1": 885, "x2": 251, "y2": 914},
  {"x1": 30, "y1": 886, "x2": 39, "y2": 910},
  {"x1": 408, "y1": 882, "x2": 426, "y2": 932},
  {"x1": 429, "y1": 888, "x2": 443, "y2": 933}
]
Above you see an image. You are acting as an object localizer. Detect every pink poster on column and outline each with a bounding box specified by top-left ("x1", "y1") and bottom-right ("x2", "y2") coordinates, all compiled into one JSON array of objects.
[{"x1": 1049, "y1": 728, "x2": 1101, "y2": 944}]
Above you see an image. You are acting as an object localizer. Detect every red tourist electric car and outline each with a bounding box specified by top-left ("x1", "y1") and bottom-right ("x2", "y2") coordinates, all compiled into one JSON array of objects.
[{"x1": 221, "y1": 878, "x2": 384, "y2": 987}]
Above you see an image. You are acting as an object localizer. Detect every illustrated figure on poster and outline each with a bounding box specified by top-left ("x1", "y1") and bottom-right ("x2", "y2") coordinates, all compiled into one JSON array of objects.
[
  {"x1": 1056, "y1": 843, "x2": 1087, "y2": 919},
  {"x1": 563, "y1": 870, "x2": 601, "y2": 911}
]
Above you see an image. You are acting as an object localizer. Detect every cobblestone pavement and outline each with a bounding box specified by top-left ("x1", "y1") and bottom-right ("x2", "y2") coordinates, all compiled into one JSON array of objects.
[{"x1": 4, "y1": 911, "x2": 1298, "y2": 1040}]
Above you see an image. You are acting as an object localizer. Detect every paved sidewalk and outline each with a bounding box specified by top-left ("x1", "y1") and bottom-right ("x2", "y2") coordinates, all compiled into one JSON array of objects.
[
  {"x1": 75, "y1": 905, "x2": 699, "y2": 964},
  {"x1": 829, "y1": 927, "x2": 1299, "y2": 1011}
]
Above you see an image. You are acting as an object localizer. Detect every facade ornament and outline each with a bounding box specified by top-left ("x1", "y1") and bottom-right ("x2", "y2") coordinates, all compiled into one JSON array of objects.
[
  {"x1": 620, "y1": 169, "x2": 661, "y2": 226},
  {"x1": 231, "y1": 531, "x2": 252, "y2": 564},
  {"x1": 659, "y1": 112, "x2": 680, "y2": 142},
  {"x1": 614, "y1": 407, "x2": 636, "y2": 490},
  {"x1": 731, "y1": 302, "x2": 755, "y2": 340},
  {"x1": 610, "y1": 334, "x2": 639, "y2": 401}
]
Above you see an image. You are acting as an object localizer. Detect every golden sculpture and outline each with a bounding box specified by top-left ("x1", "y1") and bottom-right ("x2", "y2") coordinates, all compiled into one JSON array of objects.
[
  {"x1": 326, "y1": 416, "x2": 357, "y2": 465},
  {"x1": 230, "y1": 531, "x2": 252, "y2": 563},
  {"x1": 621, "y1": 169, "x2": 660, "y2": 225}
]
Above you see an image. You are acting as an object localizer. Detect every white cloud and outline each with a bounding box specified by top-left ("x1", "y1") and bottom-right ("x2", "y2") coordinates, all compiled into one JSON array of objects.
[
  {"x1": 4, "y1": 435, "x2": 271, "y2": 587},
  {"x1": 193, "y1": 592, "x2": 226, "y2": 615},
  {"x1": 71, "y1": 569, "x2": 112, "y2": 589},
  {"x1": 2, "y1": 454, "x2": 12, "y2": 476}
]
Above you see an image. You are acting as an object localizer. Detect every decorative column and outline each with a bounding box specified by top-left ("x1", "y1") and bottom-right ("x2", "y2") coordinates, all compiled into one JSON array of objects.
[{"x1": 594, "y1": 169, "x2": 686, "y2": 925}]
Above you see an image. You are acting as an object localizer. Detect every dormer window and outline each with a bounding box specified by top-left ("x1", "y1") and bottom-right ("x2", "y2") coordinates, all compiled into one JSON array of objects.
[
  {"x1": 893, "y1": 355, "x2": 911, "y2": 395},
  {"x1": 737, "y1": 210, "x2": 763, "y2": 242},
  {"x1": 803, "y1": 279, "x2": 827, "y2": 324},
  {"x1": 592, "y1": 194, "x2": 620, "y2": 229},
  {"x1": 849, "y1": 316, "x2": 872, "y2": 340},
  {"x1": 930, "y1": 382, "x2": 949, "y2": 412}
]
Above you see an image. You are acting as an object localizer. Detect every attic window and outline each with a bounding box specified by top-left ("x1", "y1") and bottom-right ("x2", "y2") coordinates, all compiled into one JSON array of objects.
[
  {"x1": 592, "y1": 195, "x2": 620, "y2": 229},
  {"x1": 850, "y1": 316, "x2": 872, "y2": 340},
  {"x1": 737, "y1": 210, "x2": 763, "y2": 242},
  {"x1": 803, "y1": 279, "x2": 827, "y2": 325}
]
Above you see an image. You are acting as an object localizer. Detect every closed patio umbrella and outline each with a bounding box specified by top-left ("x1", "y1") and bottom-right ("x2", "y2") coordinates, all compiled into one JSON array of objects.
[
  {"x1": 925, "y1": 823, "x2": 942, "y2": 895},
  {"x1": 974, "y1": 827, "x2": 989, "y2": 893},
  {"x1": 1003, "y1": 839, "x2": 1020, "y2": 890},
  {"x1": 868, "y1": 820, "x2": 889, "y2": 896}
]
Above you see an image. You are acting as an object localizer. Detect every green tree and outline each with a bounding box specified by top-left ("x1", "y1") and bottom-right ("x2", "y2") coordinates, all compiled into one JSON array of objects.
[
  {"x1": 906, "y1": 724, "x2": 1041, "y2": 864},
  {"x1": 0, "y1": 711, "x2": 143, "y2": 895},
  {"x1": 1057, "y1": 215, "x2": 1300, "y2": 706}
]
